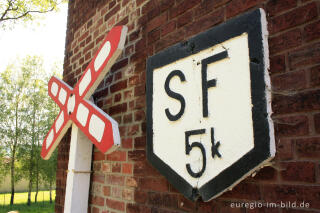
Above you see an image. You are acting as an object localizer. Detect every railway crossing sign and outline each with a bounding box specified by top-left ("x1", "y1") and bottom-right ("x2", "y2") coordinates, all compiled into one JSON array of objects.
[
  {"x1": 41, "y1": 26, "x2": 127, "y2": 213},
  {"x1": 41, "y1": 26, "x2": 127, "y2": 160},
  {"x1": 146, "y1": 9, "x2": 275, "y2": 201}
]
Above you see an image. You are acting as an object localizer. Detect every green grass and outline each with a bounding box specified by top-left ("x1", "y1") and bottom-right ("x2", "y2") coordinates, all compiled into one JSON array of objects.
[{"x1": 0, "y1": 191, "x2": 55, "y2": 213}]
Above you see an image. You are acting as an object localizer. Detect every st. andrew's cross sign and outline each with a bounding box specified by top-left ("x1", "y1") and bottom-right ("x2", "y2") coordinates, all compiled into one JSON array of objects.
[
  {"x1": 41, "y1": 26, "x2": 127, "y2": 159},
  {"x1": 41, "y1": 26, "x2": 127, "y2": 212},
  {"x1": 147, "y1": 9, "x2": 275, "y2": 201}
]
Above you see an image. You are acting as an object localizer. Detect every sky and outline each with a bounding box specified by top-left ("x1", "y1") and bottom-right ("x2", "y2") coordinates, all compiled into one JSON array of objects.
[{"x1": 0, "y1": 3, "x2": 68, "y2": 74}]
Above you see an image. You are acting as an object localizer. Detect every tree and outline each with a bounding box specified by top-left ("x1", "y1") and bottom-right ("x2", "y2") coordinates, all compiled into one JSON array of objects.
[
  {"x1": 0, "y1": 60, "x2": 32, "y2": 205},
  {"x1": 0, "y1": 0, "x2": 66, "y2": 29}
]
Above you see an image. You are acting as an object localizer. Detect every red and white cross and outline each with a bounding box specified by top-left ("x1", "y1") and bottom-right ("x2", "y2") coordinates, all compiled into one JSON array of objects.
[{"x1": 41, "y1": 26, "x2": 127, "y2": 160}]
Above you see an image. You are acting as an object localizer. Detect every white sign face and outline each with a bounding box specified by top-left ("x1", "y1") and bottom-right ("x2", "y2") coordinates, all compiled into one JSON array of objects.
[{"x1": 147, "y1": 9, "x2": 275, "y2": 201}]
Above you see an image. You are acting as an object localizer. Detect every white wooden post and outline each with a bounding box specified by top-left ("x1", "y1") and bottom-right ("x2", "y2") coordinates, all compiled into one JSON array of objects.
[{"x1": 64, "y1": 123, "x2": 93, "y2": 213}]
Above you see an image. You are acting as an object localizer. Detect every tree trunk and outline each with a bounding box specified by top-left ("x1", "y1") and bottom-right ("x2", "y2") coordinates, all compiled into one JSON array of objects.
[
  {"x1": 49, "y1": 181, "x2": 52, "y2": 203},
  {"x1": 10, "y1": 103, "x2": 19, "y2": 205},
  {"x1": 27, "y1": 101, "x2": 36, "y2": 206}
]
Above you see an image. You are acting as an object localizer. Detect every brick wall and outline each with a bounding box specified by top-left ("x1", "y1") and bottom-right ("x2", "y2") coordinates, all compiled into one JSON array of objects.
[{"x1": 55, "y1": 0, "x2": 320, "y2": 212}]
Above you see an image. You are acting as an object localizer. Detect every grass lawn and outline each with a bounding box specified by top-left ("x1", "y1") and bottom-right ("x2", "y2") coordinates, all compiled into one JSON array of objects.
[{"x1": 0, "y1": 191, "x2": 55, "y2": 213}]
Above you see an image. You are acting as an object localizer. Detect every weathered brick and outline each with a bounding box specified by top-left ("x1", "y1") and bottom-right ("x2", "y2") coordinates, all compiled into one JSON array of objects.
[
  {"x1": 184, "y1": 8, "x2": 224, "y2": 38},
  {"x1": 170, "y1": 0, "x2": 201, "y2": 19},
  {"x1": 139, "y1": 177, "x2": 169, "y2": 192},
  {"x1": 112, "y1": 163, "x2": 121, "y2": 173},
  {"x1": 122, "y1": 188, "x2": 134, "y2": 201},
  {"x1": 177, "y1": 10, "x2": 193, "y2": 28},
  {"x1": 91, "y1": 196, "x2": 104, "y2": 206},
  {"x1": 161, "y1": 20, "x2": 176, "y2": 36},
  {"x1": 108, "y1": 103, "x2": 127, "y2": 115},
  {"x1": 148, "y1": 29, "x2": 161, "y2": 44},
  {"x1": 111, "y1": 186, "x2": 122, "y2": 198},
  {"x1": 226, "y1": 0, "x2": 264, "y2": 18},
  {"x1": 310, "y1": 65, "x2": 320, "y2": 87},
  {"x1": 110, "y1": 80, "x2": 127, "y2": 93},
  {"x1": 269, "y1": 29, "x2": 302, "y2": 55},
  {"x1": 106, "y1": 198, "x2": 125, "y2": 211},
  {"x1": 296, "y1": 137, "x2": 320, "y2": 159},
  {"x1": 128, "y1": 150, "x2": 146, "y2": 161},
  {"x1": 103, "y1": 186, "x2": 110, "y2": 196},
  {"x1": 220, "y1": 182, "x2": 261, "y2": 200},
  {"x1": 122, "y1": 163, "x2": 133, "y2": 174},
  {"x1": 134, "y1": 190, "x2": 148, "y2": 204},
  {"x1": 271, "y1": 70, "x2": 306, "y2": 91},
  {"x1": 106, "y1": 150, "x2": 127, "y2": 161},
  {"x1": 276, "y1": 138, "x2": 293, "y2": 160},
  {"x1": 272, "y1": 90, "x2": 320, "y2": 114},
  {"x1": 304, "y1": 20, "x2": 320, "y2": 42},
  {"x1": 126, "y1": 203, "x2": 151, "y2": 213},
  {"x1": 104, "y1": 4, "x2": 120, "y2": 22},
  {"x1": 92, "y1": 173, "x2": 105, "y2": 184},
  {"x1": 106, "y1": 175, "x2": 125, "y2": 186},
  {"x1": 280, "y1": 162, "x2": 316, "y2": 183},
  {"x1": 269, "y1": 2, "x2": 317, "y2": 34},
  {"x1": 289, "y1": 42, "x2": 320, "y2": 69},
  {"x1": 262, "y1": 184, "x2": 304, "y2": 202},
  {"x1": 273, "y1": 115, "x2": 309, "y2": 137},
  {"x1": 266, "y1": 0, "x2": 297, "y2": 17},
  {"x1": 146, "y1": 12, "x2": 168, "y2": 32},
  {"x1": 315, "y1": 113, "x2": 320, "y2": 133}
]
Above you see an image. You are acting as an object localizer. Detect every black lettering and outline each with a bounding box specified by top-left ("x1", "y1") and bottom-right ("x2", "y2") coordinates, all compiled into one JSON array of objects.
[
  {"x1": 201, "y1": 51, "x2": 228, "y2": 117},
  {"x1": 185, "y1": 129, "x2": 206, "y2": 178},
  {"x1": 211, "y1": 128, "x2": 221, "y2": 158},
  {"x1": 164, "y1": 70, "x2": 186, "y2": 121}
]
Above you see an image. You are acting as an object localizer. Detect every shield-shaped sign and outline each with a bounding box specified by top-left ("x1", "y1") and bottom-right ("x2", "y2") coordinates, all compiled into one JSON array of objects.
[{"x1": 146, "y1": 9, "x2": 275, "y2": 201}]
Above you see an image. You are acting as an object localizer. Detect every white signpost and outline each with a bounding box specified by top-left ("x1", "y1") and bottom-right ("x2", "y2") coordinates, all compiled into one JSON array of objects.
[
  {"x1": 41, "y1": 26, "x2": 127, "y2": 212},
  {"x1": 147, "y1": 9, "x2": 275, "y2": 201}
]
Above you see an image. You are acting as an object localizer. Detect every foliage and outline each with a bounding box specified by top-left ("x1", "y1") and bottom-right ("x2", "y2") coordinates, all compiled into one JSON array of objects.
[
  {"x1": 0, "y1": 0, "x2": 67, "y2": 29},
  {"x1": 0, "y1": 55, "x2": 60, "y2": 205}
]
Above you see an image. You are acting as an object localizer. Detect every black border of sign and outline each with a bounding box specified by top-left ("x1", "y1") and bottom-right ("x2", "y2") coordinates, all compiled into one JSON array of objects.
[{"x1": 146, "y1": 9, "x2": 272, "y2": 202}]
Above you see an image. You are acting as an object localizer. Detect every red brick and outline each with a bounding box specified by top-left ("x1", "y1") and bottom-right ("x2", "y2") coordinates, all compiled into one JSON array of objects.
[
  {"x1": 128, "y1": 150, "x2": 146, "y2": 161},
  {"x1": 155, "y1": 29, "x2": 185, "y2": 52},
  {"x1": 110, "y1": 80, "x2": 127, "y2": 93},
  {"x1": 250, "y1": 166, "x2": 277, "y2": 182},
  {"x1": 315, "y1": 113, "x2": 320, "y2": 133},
  {"x1": 102, "y1": 162, "x2": 111, "y2": 173},
  {"x1": 271, "y1": 70, "x2": 306, "y2": 91},
  {"x1": 303, "y1": 186, "x2": 320, "y2": 209},
  {"x1": 220, "y1": 182, "x2": 261, "y2": 200},
  {"x1": 178, "y1": 10, "x2": 193, "y2": 28},
  {"x1": 106, "y1": 198, "x2": 125, "y2": 211},
  {"x1": 122, "y1": 163, "x2": 133, "y2": 174},
  {"x1": 269, "y1": 29, "x2": 302, "y2": 55},
  {"x1": 161, "y1": 20, "x2": 176, "y2": 36},
  {"x1": 93, "y1": 151, "x2": 105, "y2": 161},
  {"x1": 122, "y1": 188, "x2": 134, "y2": 201},
  {"x1": 289, "y1": 42, "x2": 320, "y2": 69},
  {"x1": 185, "y1": 8, "x2": 224, "y2": 38},
  {"x1": 139, "y1": 177, "x2": 169, "y2": 192},
  {"x1": 134, "y1": 161, "x2": 159, "y2": 176},
  {"x1": 310, "y1": 65, "x2": 320, "y2": 87},
  {"x1": 111, "y1": 163, "x2": 121, "y2": 173},
  {"x1": 304, "y1": 20, "x2": 320, "y2": 42},
  {"x1": 114, "y1": 93, "x2": 121, "y2": 102},
  {"x1": 91, "y1": 206, "x2": 99, "y2": 213},
  {"x1": 272, "y1": 90, "x2": 320, "y2": 114},
  {"x1": 103, "y1": 186, "x2": 110, "y2": 196},
  {"x1": 276, "y1": 138, "x2": 293, "y2": 160},
  {"x1": 274, "y1": 115, "x2": 309, "y2": 137},
  {"x1": 106, "y1": 175, "x2": 125, "y2": 186},
  {"x1": 194, "y1": 0, "x2": 228, "y2": 18},
  {"x1": 146, "y1": 12, "x2": 167, "y2": 32},
  {"x1": 134, "y1": 136, "x2": 146, "y2": 149},
  {"x1": 106, "y1": 150, "x2": 127, "y2": 161},
  {"x1": 126, "y1": 203, "x2": 151, "y2": 213},
  {"x1": 262, "y1": 184, "x2": 304, "y2": 202},
  {"x1": 280, "y1": 162, "x2": 316, "y2": 183},
  {"x1": 93, "y1": 88, "x2": 108, "y2": 100},
  {"x1": 134, "y1": 190, "x2": 148, "y2": 204},
  {"x1": 111, "y1": 186, "x2": 122, "y2": 198},
  {"x1": 104, "y1": 4, "x2": 120, "y2": 21},
  {"x1": 148, "y1": 29, "x2": 160, "y2": 44},
  {"x1": 92, "y1": 173, "x2": 105, "y2": 183},
  {"x1": 178, "y1": 195, "x2": 197, "y2": 212},
  {"x1": 134, "y1": 84, "x2": 145, "y2": 96},
  {"x1": 160, "y1": 0, "x2": 175, "y2": 13},
  {"x1": 219, "y1": 202, "x2": 245, "y2": 213},
  {"x1": 226, "y1": 0, "x2": 264, "y2": 18},
  {"x1": 282, "y1": 209, "x2": 318, "y2": 213},
  {"x1": 121, "y1": 138, "x2": 133, "y2": 149},
  {"x1": 296, "y1": 137, "x2": 320, "y2": 159},
  {"x1": 108, "y1": 103, "x2": 127, "y2": 115},
  {"x1": 91, "y1": 196, "x2": 104, "y2": 206},
  {"x1": 266, "y1": 0, "x2": 297, "y2": 17},
  {"x1": 269, "y1": 3, "x2": 317, "y2": 34}
]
